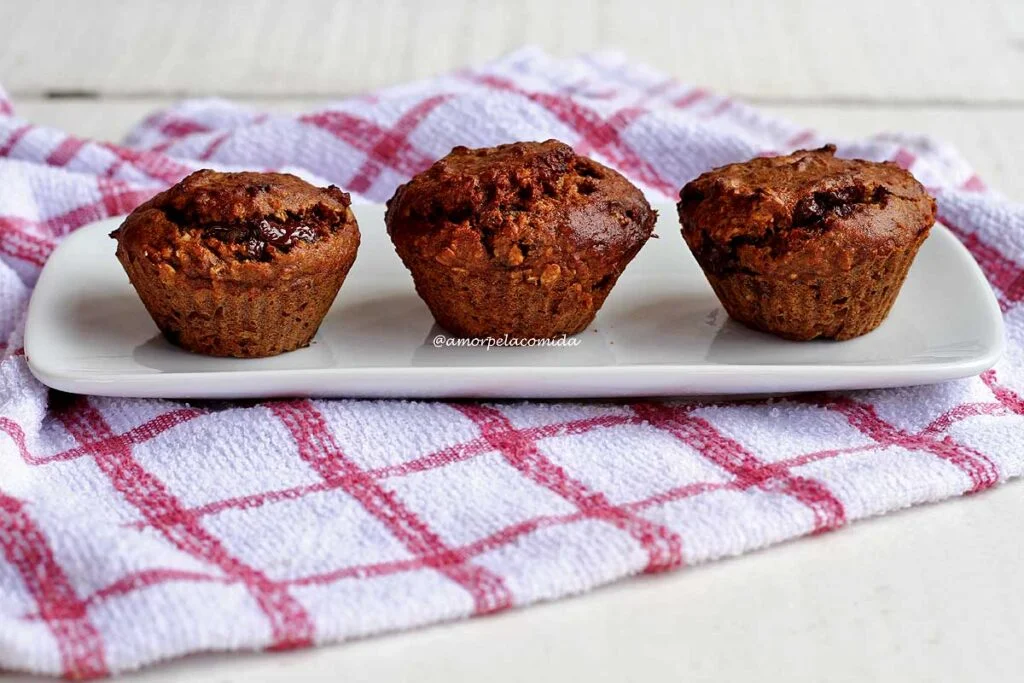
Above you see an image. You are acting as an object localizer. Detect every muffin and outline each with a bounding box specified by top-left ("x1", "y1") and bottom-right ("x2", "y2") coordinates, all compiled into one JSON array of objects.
[
  {"x1": 677, "y1": 145, "x2": 936, "y2": 341},
  {"x1": 385, "y1": 140, "x2": 656, "y2": 339},
  {"x1": 111, "y1": 170, "x2": 360, "y2": 357}
]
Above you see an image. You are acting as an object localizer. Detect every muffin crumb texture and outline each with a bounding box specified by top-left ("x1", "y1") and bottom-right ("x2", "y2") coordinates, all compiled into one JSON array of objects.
[
  {"x1": 386, "y1": 140, "x2": 656, "y2": 338},
  {"x1": 678, "y1": 145, "x2": 936, "y2": 341}
]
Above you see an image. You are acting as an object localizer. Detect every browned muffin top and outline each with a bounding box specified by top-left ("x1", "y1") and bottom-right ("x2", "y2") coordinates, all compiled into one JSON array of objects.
[
  {"x1": 111, "y1": 170, "x2": 355, "y2": 263},
  {"x1": 386, "y1": 140, "x2": 656, "y2": 264},
  {"x1": 677, "y1": 145, "x2": 936, "y2": 275}
]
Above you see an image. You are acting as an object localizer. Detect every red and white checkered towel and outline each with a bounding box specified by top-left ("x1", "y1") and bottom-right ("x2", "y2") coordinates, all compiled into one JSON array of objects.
[{"x1": 1, "y1": 48, "x2": 1023, "y2": 678}]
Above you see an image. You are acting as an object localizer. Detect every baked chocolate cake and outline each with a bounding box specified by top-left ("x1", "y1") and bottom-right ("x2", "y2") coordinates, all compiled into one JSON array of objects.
[
  {"x1": 111, "y1": 170, "x2": 360, "y2": 357},
  {"x1": 385, "y1": 140, "x2": 656, "y2": 338},
  {"x1": 677, "y1": 145, "x2": 936, "y2": 340}
]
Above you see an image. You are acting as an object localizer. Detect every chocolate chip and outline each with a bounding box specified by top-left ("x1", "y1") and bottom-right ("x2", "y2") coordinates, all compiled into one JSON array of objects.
[
  {"x1": 205, "y1": 218, "x2": 319, "y2": 259},
  {"x1": 792, "y1": 185, "x2": 877, "y2": 228}
]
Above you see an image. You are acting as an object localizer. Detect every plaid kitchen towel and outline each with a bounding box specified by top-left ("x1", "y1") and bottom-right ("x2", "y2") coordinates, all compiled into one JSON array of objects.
[{"x1": 1, "y1": 48, "x2": 1023, "y2": 678}]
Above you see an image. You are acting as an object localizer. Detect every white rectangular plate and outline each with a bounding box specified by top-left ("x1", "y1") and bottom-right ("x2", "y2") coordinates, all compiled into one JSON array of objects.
[{"x1": 25, "y1": 204, "x2": 1003, "y2": 399}]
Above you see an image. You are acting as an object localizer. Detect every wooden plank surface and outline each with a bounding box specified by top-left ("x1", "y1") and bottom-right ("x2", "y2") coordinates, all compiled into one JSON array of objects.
[{"x1": 2, "y1": 0, "x2": 1022, "y2": 101}]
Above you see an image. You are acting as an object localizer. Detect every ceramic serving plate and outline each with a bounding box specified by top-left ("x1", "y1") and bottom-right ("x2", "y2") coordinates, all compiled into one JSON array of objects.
[{"x1": 25, "y1": 204, "x2": 1003, "y2": 399}]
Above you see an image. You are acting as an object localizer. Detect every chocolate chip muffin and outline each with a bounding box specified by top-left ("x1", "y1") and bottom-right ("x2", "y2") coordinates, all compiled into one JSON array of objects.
[
  {"x1": 385, "y1": 140, "x2": 656, "y2": 339},
  {"x1": 677, "y1": 145, "x2": 936, "y2": 341},
  {"x1": 111, "y1": 170, "x2": 360, "y2": 357}
]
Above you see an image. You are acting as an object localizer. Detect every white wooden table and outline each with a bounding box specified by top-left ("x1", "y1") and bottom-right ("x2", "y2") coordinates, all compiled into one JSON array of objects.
[{"x1": 3, "y1": 1, "x2": 1023, "y2": 680}]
